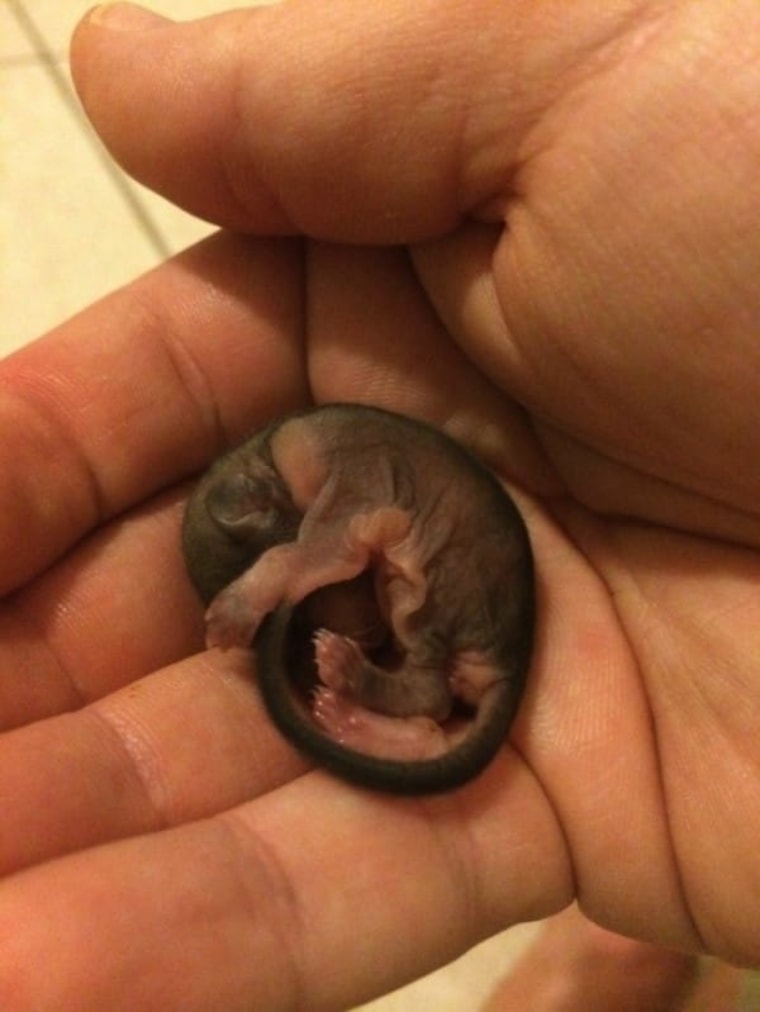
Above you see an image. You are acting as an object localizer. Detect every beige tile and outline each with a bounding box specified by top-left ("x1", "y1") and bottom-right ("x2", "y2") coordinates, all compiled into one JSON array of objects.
[
  {"x1": 127, "y1": 179, "x2": 216, "y2": 256},
  {"x1": 1, "y1": 3, "x2": 35, "y2": 60},
  {"x1": 354, "y1": 924, "x2": 539, "y2": 1012},
  {"x1": 0, "y1": 61, "x2": 158, "y2": 354},
  {"x1": 5, "y1": 0, "x2": 280, "y2": 293},
  {"x1": 4, "y1": 0, "x2": 86, "y2": 58}
]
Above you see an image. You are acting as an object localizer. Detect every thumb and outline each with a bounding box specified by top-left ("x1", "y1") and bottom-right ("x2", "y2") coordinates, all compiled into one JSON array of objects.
[{"x1": 70, "y1": 0, "x2": 604, "y2": 243}]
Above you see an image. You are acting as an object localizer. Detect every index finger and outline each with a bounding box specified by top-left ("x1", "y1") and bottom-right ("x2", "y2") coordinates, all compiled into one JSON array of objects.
[
  {"x1": 0, "y1": 232, "x2": 307, "y2": 595},
  {"x1": 0, "y1": 757, "x2": 569, "y2": 1010}
]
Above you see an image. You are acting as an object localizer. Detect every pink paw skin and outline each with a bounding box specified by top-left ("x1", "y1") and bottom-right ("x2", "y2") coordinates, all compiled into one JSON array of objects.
[
  {"x1": 183, "y1": 404, "x2": 534, "y2": 794},
  {"x1": 204, "y1": 588, "x2": 260, "y2": 650},
  {"x1": 312, "y1": 685, "x2": 447, "y2": 760},
  {"x1": 312, "y1": 628, "x2": 365, "y2": 691}
]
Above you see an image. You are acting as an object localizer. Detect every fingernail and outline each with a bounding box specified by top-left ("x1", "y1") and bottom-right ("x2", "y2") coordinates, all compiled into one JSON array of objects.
[{"x1": 87, "y1": 3, "x2": 170, "y2": 30}]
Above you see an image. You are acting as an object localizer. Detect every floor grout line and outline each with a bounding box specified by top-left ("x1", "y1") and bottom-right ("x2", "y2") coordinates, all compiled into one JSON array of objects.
[
  {"x1": 0, "y1": 52, "x2": 65, "y2": 67},
  {"x1": 8, "y1": 0, "x2": 171, "y2": 260}
]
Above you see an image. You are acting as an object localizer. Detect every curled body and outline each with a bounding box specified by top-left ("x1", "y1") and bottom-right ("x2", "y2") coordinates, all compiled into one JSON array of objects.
[{"x1": 182, "y1": 403, "x2": 534, "y2": 794}]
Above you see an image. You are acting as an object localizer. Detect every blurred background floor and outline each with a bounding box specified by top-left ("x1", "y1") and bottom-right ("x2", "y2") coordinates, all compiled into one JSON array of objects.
[
  {"x1": 1, "y1": 0, "x2": 223, "y2": 356},
  {"x1": 0, "y1": 1, "x2": 538, "y2": 1008}
]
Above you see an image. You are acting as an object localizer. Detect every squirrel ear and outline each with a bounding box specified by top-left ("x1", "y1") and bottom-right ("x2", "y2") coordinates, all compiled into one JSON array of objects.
[{"x1": 205, "y1": 474, "x2": 276, "y2": 534}]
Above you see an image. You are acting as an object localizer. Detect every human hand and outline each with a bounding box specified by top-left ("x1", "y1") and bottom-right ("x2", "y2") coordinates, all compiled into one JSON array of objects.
[{"x1": 1, "y1": 0, "x2": 758, "y2": 1007}]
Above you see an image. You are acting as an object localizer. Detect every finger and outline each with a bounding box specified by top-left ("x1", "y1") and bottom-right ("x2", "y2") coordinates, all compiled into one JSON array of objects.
[
  {"x1": 584, "y1": 521, "x2": 760, "y2": 965},
  {"x1": 0, "y1": 236, "x2": 551, "y2": 731},
  {"x1": 0, "y1": 649, "x2": 308, "y2": 876},
  {"x1": 70, "y1": 0, "x2": 625, "y2": 241},
  {"x1": 0, "y1": 238, "x2": 545, "y2": 730},
  {"x1": 0, "y1": 232, "x2": 307, "y2": 595},
  {"x1": 304, "y1": 242, "x2": 558, "y2": 485},
  {"x1": 0, "y1": 490, "x2": 198, "y2": 728},
  {"x1": 511, "y1": 502, "x2": 697, "y2": 948},
  {"x1": 3, "y1": 494, "x2": 699, "y2": 954},
  {"x1": 0, "y1": 760, "x2": 569, "y2": 1010}
]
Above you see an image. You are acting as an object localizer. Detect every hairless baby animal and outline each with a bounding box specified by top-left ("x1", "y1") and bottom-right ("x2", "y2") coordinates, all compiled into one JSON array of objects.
[{"x1": 182, "y1": 404, "x2": 534, "y2": 794}]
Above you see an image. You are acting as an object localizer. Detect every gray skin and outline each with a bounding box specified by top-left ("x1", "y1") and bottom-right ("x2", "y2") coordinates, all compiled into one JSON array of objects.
[{"x1": 182, "y1": 403, "x2": 534, "y2": 794}]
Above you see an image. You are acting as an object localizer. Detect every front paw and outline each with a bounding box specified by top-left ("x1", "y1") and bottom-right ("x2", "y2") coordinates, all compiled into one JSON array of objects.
[{"x1": 205, "y1": 587, "x2": 261, "y2": 650}]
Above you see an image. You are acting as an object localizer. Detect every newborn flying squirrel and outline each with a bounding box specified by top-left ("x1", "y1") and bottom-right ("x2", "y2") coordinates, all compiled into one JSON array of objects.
[{"x1": 182, "y1": 403, "x2": 534, "y2": 794}]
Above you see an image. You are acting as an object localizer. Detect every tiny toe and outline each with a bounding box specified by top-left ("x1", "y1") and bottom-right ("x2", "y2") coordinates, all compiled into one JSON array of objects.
[{"x1": 313, "y1": 628, "x2": 365, "y2": 690}]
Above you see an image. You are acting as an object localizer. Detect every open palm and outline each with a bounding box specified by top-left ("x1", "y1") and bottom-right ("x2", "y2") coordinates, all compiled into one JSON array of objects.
[{"x1": 0, "y1": 1, "x2": 757, "y2": 1007}]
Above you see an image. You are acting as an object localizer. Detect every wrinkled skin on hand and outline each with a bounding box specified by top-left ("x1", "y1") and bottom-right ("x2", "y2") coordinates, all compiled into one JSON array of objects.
[{"x1": 0, "y1": 1, "x2": 756, "y2": 1009}]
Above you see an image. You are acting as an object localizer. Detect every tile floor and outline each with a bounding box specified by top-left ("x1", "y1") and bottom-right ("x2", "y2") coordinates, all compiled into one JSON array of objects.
[
  {"x1": 1, "y1": 1, "x2": 538, "y2": 1008},
  {"x1": 2, "y1": 0, "x2": 226, "y2": 355}
]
